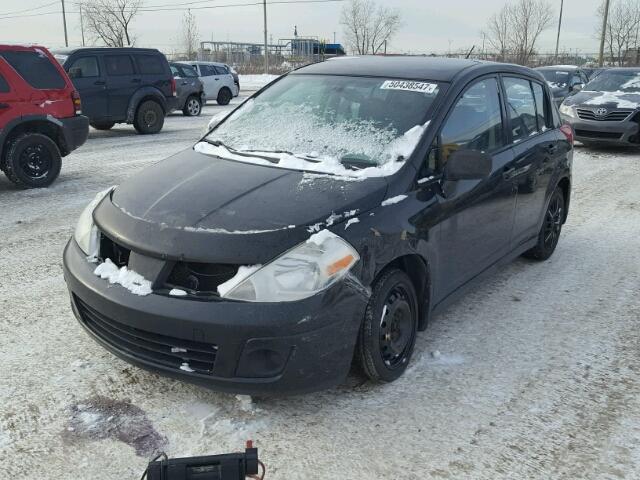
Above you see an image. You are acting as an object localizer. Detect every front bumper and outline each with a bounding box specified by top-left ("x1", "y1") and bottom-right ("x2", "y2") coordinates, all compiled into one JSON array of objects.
[
  {"x1": 60, "y1": 115, "x2": 89, "y2": 155},
  {"x1": 561, "y1": 114, "x2": 639, "y2": 145},
  {"x1": 62, "y1": 239, "x2": 368, "y2": 395}
]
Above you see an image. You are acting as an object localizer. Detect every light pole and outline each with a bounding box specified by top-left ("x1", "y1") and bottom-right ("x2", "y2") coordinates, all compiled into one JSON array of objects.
[
  {"x1": 599, "y1": 0, "x2": 611, "y2": 67},
  {"x1": 61, "y1": 0, "x2": 69, "y2": 47},
  {"x1": 263, "y1": 0, "x2": 269, "y2": 74},
  {"x1": 554, "y1": 0, "x2": 564, "y2": 59},
  {"x1": 80, "y1": 4, "x2": 85, "y2": 47}
]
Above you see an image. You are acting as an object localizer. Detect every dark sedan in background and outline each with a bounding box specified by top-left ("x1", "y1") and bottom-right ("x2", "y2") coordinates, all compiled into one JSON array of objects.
[
  {"x1": 536, "y1": 66, "x2": 589, "y2": 106},
  {"x1": 559, "y1": 68, "x2": 640, "y2": 145}
]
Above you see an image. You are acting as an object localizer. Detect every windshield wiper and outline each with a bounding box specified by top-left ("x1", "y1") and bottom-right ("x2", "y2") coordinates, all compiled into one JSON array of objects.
[
  {"x1": 242, "y1": 149, "x2": 321, "y2": 163},
  {"x1": 203, "y1": 139, "x2": 279, "y2": 164}
]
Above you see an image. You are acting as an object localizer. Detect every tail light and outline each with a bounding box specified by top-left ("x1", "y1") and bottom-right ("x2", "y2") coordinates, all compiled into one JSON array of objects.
[
  {"x1": 72, "y1": 90, "x2": 82, "y2": 114},
  {"x1": 170, "y1": 77, "x2": 177, "y2": 97},
  {"x1": 560, "y1": 123, "x2": 574, "y2": 146}
]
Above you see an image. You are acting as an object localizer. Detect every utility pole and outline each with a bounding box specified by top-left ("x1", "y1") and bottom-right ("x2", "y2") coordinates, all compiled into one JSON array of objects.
[
  {"x1": 333, "y1": 32, "x2": 336, "y2": 44},
  {"x1": 263, "y1": 0, "x2": 269, "y2": 74},
  {"x1": 80, "y1": 4, "x2": 85, "y2": 47},
  {"x1": 61, "y1": 0, "x2": 69, "y2": 47},
  {"x1": 599, "y1": 0, "x2": 611, "y2": 67},
  {"x1": 554, "y1": 0, "x2": 564, "y2": 59}
]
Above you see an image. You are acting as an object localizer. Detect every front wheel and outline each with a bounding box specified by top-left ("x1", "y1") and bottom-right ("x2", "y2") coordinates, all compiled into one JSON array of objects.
[
  {"x1": 523, "y1": 188, "x2": 565, "y2": 261},
  {"x1": 133, "y1": 100, "x2": 164, "y2": 134},
  {"x1": 3, "y1": 133, "x2": 62, "y2": 188},
  {"x1": 216, "y1": 87, "x2": 232, "y2": 106},
  {"x1": 356, "y1": 269, "x2": 419, "y2": 383}
]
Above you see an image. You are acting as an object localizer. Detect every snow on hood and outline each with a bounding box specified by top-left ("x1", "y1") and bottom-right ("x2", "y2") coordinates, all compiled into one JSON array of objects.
[{"x1": 567, "y1": 90, "x2": 640, "y2": 109}]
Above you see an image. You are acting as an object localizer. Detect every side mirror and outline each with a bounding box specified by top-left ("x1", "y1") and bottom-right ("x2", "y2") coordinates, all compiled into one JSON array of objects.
[
  {"x1": 68, "y1": 67, "x2": 82, "y2": 79},
  {"x1": 444, "y1": 149, "x2": 492, "y2": 181}
]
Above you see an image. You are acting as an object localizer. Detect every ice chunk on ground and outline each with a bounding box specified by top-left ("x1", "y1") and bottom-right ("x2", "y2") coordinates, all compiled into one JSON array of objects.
[
  {"x1": 93, "y1": 258, "x2": 152, "y2": 296},
  {"x1": 381, "y1": 195, "x2": 408, "y2": 206},
  {"x1": 217, "y1": 265, "x2": 262, "y2": 297}
]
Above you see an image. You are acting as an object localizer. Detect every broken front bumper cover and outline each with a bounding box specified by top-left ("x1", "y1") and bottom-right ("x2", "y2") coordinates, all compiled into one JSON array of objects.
[{"x1": 63, "y1": 239, "x2": 368, "y2": 395}]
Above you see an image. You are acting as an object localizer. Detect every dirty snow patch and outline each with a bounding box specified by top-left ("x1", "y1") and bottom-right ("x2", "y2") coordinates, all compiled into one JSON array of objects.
[
  {"x1": 217, "y1": 265, "x2": 262, "y2": 297},
  {"x1": 381, "y1": 195, "x2": 408, "y2": 206},
  {"x1": 93, "y1": 258, "x2": 152, "y2": 296}
]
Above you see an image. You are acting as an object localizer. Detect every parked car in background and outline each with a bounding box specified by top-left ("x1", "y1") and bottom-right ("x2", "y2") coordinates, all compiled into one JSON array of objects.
[
  {"x1": 535, "y1": 66, "x2": 589, "y2": 106},
  {"x1": 169, "y1": 62, "x2": 205, "y2": 116},
  {"x1": 581, "y1": 67, "x2": 608, "y2": 81},
  {"x1": 178, "y1": 60, "x2": 236, "y2": 105},
  {"x1": 64, "y1": 57, "x2": 573, "y2": 394},
  {"x1": 0, "y1": 45, "x2": 88, "y2": 188},
  {"x1": 559, "y1": 67, "x2": 640, "y2": 146},
  {"x1": 53, "y1": 47, "x2": 177, "y2": 134},
  {"x1": 224, "y1": 64, "x2": 240, "y2": 95}
]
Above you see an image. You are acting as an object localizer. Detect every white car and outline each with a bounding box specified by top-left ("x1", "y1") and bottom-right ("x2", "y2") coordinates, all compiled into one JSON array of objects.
[{"x1": 178, "y1": 61, "x2": 237, "y2": 105}]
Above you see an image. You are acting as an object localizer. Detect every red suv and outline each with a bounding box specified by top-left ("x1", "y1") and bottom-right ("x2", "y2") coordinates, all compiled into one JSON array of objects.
[{"x1": 0, "y1": 45, "x2": 89, "y2": 188}]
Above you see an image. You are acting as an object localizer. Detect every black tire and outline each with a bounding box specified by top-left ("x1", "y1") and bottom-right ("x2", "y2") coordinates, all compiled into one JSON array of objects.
[
  {"x1": 356, "y1": 269, "x2": 419, "y2": 383},
  {"x1": 133, "y1": 100, "x2": 164, "y2": 134},
  {"x1": 3, "y1": 133, "x2": 61, "y2": 188},
  {"x1": 182, "y1": 95, "x2": 202, "y2": 116},
  {"x1": 90, "y1": 121, "x2": 115, "y2": 131},
  {"x1": 216, "y1": 87, "x2": 232, "y2": 106},
  {"x1": 523, "y1": 188, "x2": 565, "y2": 261}
]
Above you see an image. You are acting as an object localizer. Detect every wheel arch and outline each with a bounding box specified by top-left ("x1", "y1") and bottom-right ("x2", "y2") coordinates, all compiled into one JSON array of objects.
[
  {"x1": 1, "y1": 116, "x2": 67, "y2": 162},
  {"x1": 557, "y1": 176, "x2": 571, "y2": 223},
  {"x1": 126, "y1": 87, "x2": 167, "y2": 123}
]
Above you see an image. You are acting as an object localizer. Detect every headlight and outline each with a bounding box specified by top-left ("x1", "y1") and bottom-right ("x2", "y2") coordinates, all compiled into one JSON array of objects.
[
  {"x1": 559, "y1": 104, "x2": 575, "y2": 118},
  {"x1": 74, "y1": 187, "x2": 115, "y2": 257},
  {"x1": 219, "y1": 230, "x2": 360, "y2": 302}
]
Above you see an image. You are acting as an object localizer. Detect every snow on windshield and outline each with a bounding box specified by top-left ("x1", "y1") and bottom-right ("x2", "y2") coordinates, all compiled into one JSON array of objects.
[{"x1": 199, "y1": 74, "x2": 439, "y2": 178}]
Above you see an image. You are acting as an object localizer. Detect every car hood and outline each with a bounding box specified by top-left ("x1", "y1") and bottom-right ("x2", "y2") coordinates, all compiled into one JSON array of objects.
[
  {"x1": 564, "y1": 90, "x2": 640, "y2": 109},
  {"x1": 95, "y1": 148, "x2": 389, "y2": 264}
]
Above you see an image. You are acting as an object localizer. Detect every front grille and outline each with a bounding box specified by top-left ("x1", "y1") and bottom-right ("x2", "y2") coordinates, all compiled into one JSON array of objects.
[
  {"x1": 166, "y1": 262, "x2": 238, "y2": 295},
  {"x1": 574, "y1": 129, "x2": 623, "y2": 140},
  {"x1": 576, "y1": 108, "x2": 634, "y2": 121},
  {"x1": 100, "y1": 234, "x2": 131, "y2": 267},
  {"x1": 74, "y1": 295, "x2": 218, "y2": 375}
]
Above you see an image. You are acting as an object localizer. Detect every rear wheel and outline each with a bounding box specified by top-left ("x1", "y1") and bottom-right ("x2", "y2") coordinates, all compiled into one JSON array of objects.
[
  {"x1": 3, "y1": 133, "x2": 62, "y2": 188},
  {"x1": 133, "y1": 100, "x2": 164, "y2": 134},
  {"x1": 90, "y1": 121, "x2": 115, "y2": 131},
  {"x1": 523, "y1": 188, "x2": 565, "y2": 261},
  {"x1": 356, "y1": 269, "x2": 418, "y2": 383},
  {"x1": 216, "y1": 87, "x2": 232, "y2": 106},
  {"x1": 182, "y1": 95, "x2": 202, "y2": 116}
]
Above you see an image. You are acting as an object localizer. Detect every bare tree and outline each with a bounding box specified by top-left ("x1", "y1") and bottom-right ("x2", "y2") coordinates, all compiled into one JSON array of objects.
[
  {"x1": 340, "y1": 0, "x2": 401, "y2": 55},
  {"x1": 181, "y1": 9, "x2": 199, "y2": 60},
  {"x1": 80, "y1": 0, "x2": 143, "y2": 47},
  {"x1": 484, "y1": 0, "x2": 553, "y2": 65},
  {"x1": 598, "y1": 0, "x2": 640, "y2": 66}
]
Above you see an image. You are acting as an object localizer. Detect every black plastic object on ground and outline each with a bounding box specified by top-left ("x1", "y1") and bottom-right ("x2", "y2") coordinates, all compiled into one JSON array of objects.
[{"x1": 145, "y1": 445, "x2": 259, "y2": 480}]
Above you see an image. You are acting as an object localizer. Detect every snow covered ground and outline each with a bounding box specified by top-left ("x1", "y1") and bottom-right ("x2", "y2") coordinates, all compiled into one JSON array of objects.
[
  {"x1": 1, "y1": 100, "x2": 640, "y2": 479},
  {"x1": 238, "y1": 74, "x2": 280, "y2": 90}
]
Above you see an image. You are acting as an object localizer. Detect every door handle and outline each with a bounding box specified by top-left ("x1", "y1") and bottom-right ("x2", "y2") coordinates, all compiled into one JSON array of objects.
[
  {"x1": 94, "y1": 80, "x2": 106, "y2": 86},
  {"x1": 131, "y1": 78, "x2": 142, "y2": 83},
  {"x1": 0, "y1": 102, "x2": 9, "y2": 109},
  {"x1": 214, "y1": 77, "x2": 220, "y2": 80}
]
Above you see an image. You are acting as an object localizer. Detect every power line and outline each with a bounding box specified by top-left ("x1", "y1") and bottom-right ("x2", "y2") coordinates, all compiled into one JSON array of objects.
[{"x1": 0, "y1": 1, "x2": 59, "y2": 17}]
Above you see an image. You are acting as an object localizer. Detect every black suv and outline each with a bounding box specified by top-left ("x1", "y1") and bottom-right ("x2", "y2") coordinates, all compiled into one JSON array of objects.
[{"x1": 53, "y1": 47, "x2": 177, "y2": 134}]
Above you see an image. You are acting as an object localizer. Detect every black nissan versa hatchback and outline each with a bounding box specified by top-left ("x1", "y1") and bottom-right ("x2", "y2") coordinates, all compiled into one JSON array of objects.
[{"x1": 63, "y1": 57, "x2": 573, "y2": 395}]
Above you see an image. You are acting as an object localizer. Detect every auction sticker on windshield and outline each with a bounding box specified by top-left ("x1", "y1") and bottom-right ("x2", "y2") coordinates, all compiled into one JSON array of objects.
[{"x1": 381, "y1": 80, "x2": 438, "y2": 94}]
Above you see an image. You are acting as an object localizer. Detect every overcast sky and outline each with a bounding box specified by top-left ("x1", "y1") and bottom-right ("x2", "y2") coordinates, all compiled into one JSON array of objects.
[{"x1": 0, "y1": 0, "x2": 604, "y2": 55}]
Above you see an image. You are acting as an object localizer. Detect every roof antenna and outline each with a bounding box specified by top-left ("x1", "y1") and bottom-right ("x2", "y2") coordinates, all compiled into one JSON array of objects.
[{"x1": 465, "y1": 45, "x2": 475, "y2": 59}]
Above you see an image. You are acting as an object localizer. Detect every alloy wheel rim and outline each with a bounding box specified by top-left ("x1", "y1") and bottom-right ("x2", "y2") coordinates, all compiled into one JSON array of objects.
[
  {"x1": 543, "y1": 196, "x2": 563, "y2": 249},
  {"x1": 188, "y1": 99, "x2": 200, "y2": 115},
  {"x1": 19, "y1": 143, "x2": 51, "y2": 179},
  {"x1": 379, "y1": 285, "x2": 414, "y2": 369}
]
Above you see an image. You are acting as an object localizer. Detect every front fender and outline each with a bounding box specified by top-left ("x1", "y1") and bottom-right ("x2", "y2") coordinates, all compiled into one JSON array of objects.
[{"x1": 125, "y1": 87, "x2": 167, "y2": 123}]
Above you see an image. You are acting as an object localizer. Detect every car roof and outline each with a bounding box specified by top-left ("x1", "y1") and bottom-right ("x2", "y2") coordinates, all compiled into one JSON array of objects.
[
  {"x1": 536, "y1": 65, "x2": 580, "y2": 71},
  {"x1": 179, "y1": 60, "x2": 226, "y2": 67},
  {"x1": 292, "y1": 56, "x2": 535, "y2": 82},
  {"x1": 600, "y1": 67, "x2": 640, "y2": 73},
  {"x1": 51, "y1": 47, "x2": 162, "y2": 55}
]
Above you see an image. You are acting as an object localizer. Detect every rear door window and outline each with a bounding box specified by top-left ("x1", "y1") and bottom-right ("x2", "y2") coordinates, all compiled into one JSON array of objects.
[
  {"x1": 180, "y1": 65, "x2": 199, "y2": 78},
  {"x1": 68, "y1": 56, "x2": 100, "y2": 78},
  {"x1": 0, "y1": 50, "x2": 66, "y2": 89},
  {"x1": 531, "y1": 82, "x2": 548, "y2": 131},
  {"x1": 504, "y1": 77, "x2": 539, "y2": 142},
  {"x1": 135, "y1": 54, "x2": 164, "y2": 75},
  {"x1": 105, "y1": 55, "x2": 135, "y2": 76},
  {"x1": 214, "y1": 66, "x2": 229, "y2": 75},
  {"x1": 439, "y1": 77, "x2": 504, "y2": 164}
]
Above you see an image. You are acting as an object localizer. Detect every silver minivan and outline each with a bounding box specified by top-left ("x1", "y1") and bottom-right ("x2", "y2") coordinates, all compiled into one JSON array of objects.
[{"x1": 179, "y1": 61, "x2": 237, "y2": 105}]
